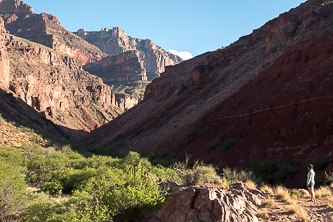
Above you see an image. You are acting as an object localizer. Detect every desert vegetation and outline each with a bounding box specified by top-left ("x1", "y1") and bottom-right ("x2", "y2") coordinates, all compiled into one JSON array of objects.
[{"x1": 1, "y1": 117, "x2": 333, "y2": 221}]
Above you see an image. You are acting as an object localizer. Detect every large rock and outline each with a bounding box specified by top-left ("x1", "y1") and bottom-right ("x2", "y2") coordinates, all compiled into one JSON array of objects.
[{"x1": 149, "y1": 183, "x2": 264, "y2": 222}]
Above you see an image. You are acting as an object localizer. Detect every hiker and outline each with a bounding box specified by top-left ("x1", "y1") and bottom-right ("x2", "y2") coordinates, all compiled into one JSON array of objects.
[{"x1": 307, "y1": 164, "x2": 315, "y2": 202}]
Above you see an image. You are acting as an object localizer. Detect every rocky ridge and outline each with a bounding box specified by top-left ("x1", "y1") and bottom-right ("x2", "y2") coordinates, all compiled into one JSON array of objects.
[
  {"x1": 75, "y1": 27, "x2": 182, "y2": 81},
  {"x1": 1, "y1": 7, "x2": 105, "y2": 65},
  {"x1": 86, "y1": 0, "x2": 333, "y2": 186}
]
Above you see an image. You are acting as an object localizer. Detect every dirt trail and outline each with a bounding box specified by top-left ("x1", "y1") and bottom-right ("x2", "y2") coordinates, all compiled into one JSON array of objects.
[{"x1": 259, "y1": 195, "x2": 333, "y2": 221}]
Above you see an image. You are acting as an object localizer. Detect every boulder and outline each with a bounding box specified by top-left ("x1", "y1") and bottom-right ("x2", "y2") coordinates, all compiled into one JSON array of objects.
[{"x1": 149, "y1": 183, "x2": 265, "y2": 222}]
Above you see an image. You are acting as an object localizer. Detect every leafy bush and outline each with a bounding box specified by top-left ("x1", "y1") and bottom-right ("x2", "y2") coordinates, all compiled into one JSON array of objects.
[
  {"x1": 322, "y1": 172, "x2": 333, "y2": 185},
  {"x1": 249, "y1": 157, "x2": 296, "y2": 184},
  {"x1": 222, "y1": 167, "x2": 256, "y2": 183},
  {"x1": 0, "y1": 160, "x2": 27, "y2": 221},
  {"x1": 209, "y1": 140, "x2": 221, "y2": 150},
  {"x1": 290, "y1": 189, "x2": 301, "y2": 199},
  {"x1": 221, "y1": 138, "x2": 238, "y2": 152},
  {"x1": 177, "y1": 136, "x2": 189, "y2": 147},
  {"x1": 173, "y1": 161, "x2": 222, "y2": 186}
]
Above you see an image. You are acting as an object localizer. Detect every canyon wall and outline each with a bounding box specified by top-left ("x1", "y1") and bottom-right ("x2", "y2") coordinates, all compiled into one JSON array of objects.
[
  {"x1": 75, "y1": 27, "x2": 182, "y2": 81},
  {"x1": 6, "y1": 34, "x2": 122, "y2": 139},
  {"x1": 83, "y1": 50, "x2": 147, "y2": 82},
  {"x1": 86, "y1": 0, "x2": 333, "y2": 186}
]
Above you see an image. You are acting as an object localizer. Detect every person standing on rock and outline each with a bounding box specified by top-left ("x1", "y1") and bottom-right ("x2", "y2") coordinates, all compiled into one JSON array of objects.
[{"x1": 307, "y1": 164, "x2": 315, "y2": 202}]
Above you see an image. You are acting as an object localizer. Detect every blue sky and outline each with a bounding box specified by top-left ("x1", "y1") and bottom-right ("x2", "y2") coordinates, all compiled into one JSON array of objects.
[{"x1": 24, "y1": 0, "x2": 306, "y2": 59}]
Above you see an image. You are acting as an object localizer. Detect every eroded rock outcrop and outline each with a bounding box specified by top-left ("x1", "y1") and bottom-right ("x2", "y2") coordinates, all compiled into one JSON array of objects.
[
  {"x1": 0, "y1": 0, "x2": 32, "y2": 16},
  {"x1": 149, "y1": 183, "x2": 264, "y2": 222},
  {"x1": 75, "y1": 27, "x2": 182, "y2": 81}
]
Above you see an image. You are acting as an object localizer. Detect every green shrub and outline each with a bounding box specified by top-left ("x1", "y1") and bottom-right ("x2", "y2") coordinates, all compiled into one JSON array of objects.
[
  {"x1": 221, "y1": 138, "x2": 238, "y2": 152},
  {"x1": 321, "y1": 172, "x2": 333, "y2": 185},
  {"x1": 174, "y1": 161, "x2": 222, "y2": 186},
  {"x1": 0, "y1": 160, "x2": 28, "y2": 221},
  {"x1": 222, "y1": 167, "x2": 256, "y2": 183},
  {"x1": 209, "y1": 140, "x2": 221, "y2": 150},
  {"x1": 290, "y1": 189, "x2": 301, "y2": 198},
  {"x1": 0, "y1": 146, "x2": 27, "y2": 167},
  {"x1": 249, "y1": 157, "x2": 296, "y2": 184},
  {"x1": 177, "y1": 136, "x2": 189, "y2": 147}
]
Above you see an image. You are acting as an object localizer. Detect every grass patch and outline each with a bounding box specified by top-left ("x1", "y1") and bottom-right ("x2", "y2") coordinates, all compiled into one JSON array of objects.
[
  {"x1": 245, "y1": 180, "x2": 257, "y2": 189},
  {"x1": 262, "y1": 198, "x2": 275, "y2": 208},
  {"x1": 288, "y1": 202, "x2": 299, "y2": 214},
  {"x1": 260, "y1": 184, "x2": 274, "y2": 195},
  {"x1": 316, "y1": 186, "x2": 331, "y2": 197},
  {"x1": 299, "y1": 207, "x2": 308, "y2": 221},
  {"x1": 257, "y1": 209, "x2": 269, "y2": 219}
]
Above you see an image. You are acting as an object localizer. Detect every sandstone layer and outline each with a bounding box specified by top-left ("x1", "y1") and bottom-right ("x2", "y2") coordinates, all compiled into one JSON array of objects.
[
  {"x1": 86, "y1": 0, "x2": 333, "y2": 186},
  {"x1": 75, "y1": 27, "x2": 182, "y2": 81}
]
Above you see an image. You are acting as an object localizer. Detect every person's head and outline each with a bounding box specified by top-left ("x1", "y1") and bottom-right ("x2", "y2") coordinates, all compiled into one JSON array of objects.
[{"x1": 308, "y1": 164, "x2": 313, "y2": 170}]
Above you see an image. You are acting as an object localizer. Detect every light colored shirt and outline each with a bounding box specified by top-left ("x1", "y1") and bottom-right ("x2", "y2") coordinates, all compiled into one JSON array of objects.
[{"x1": 307, "y1": 169, "x2": 315, "y2": 185}]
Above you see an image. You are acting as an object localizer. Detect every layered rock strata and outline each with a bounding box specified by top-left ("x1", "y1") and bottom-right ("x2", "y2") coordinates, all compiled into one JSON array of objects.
[
  {"x1": 6, "y1": 34, "x2": 122, "y2": 139},
  {"x1": 75, "y1": 27, "x2": 182, "y2": 81},
  {"x1": 83, "y1": 50, "x2": 147, "y2": 82}
]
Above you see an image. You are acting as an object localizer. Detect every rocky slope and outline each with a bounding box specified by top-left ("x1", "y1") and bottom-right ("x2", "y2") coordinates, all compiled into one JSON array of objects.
[
  {"x1": 86, "y1": 0, "x2": 333, "y2": 186},
  {"x1": 75, "y1": 27, "x2": 183, "y2": 81},
  {"x1": 3, "y1": 28, "x2": 122, "y2": 140}
]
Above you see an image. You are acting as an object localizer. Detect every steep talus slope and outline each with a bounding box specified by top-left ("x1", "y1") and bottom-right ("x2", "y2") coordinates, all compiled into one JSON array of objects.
[
  {"x1": 0, "y1": 0, "x2": 105, "y2": 65},
  {"x1": 86, "y1": 0, "x2": 333, "y2": 184},
  {"x1": 75, "y1": 27, "x2": 182, "y2": 81}
]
